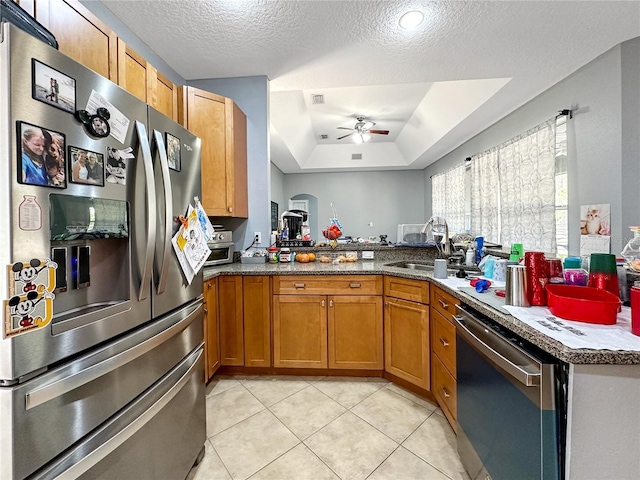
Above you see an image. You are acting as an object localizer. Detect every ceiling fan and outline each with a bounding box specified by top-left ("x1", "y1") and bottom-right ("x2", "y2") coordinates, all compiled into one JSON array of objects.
[{"x1": 337, "y1": 115, "x2": 389, "y2": 143}]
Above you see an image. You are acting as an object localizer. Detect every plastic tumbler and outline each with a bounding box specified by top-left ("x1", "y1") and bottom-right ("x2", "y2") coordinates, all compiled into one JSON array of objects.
[
  {"x1": 588, "y1": 253, "x2": 620, "y2": 298},
  {"x1": 631, "y1": 282, "x2": 640, "y2": 336}
]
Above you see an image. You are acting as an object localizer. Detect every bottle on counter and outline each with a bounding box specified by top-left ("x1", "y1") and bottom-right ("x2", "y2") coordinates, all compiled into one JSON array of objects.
[
  {"x1": 268, "y1": 246, "x2": 279, "y2": 263},
  {"x1": 279, "y1": 247, "x2": 291, "y2": 263},
  {"x1": 631, "y1": 281, "x2": 640, "y2": 336},
  {"x1": 465, "y1": 247, "x2": 475, "y2": 267}
]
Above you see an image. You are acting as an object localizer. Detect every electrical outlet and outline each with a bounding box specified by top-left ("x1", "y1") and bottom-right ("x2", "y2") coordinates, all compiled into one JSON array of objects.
[
  {"x1": 254, "y1": 232, "x2": 261, "y2": 245},
  {"x1": 362, "y1": 251, "x2": 374, "y2": 259}
]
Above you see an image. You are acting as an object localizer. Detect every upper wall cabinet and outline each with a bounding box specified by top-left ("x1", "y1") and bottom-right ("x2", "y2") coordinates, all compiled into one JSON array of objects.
[
  {"x1": 34, "y1": 0, "x2": 118, "y2": 81},
  {"x1": 182, "y1": 86, "x2": 248, "y2": 217},
  {"x1": 117, "y1": 40, "x2": 179, "y2": 122}
]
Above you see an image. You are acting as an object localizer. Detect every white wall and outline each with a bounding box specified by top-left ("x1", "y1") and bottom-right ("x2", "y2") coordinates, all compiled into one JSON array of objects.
[
  {"x1": 424, "y1": 38, "x2": 640, "y2": 256},
  {"x1": 282, "y1": 171, "x2": 425, "y2": 242},
  {"x1": 188, "y1": 76, "x2": 270, "y2": 250}
]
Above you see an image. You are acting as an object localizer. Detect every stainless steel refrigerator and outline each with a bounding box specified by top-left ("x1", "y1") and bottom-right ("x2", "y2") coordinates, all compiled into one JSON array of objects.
[{"x1": 0, "y1": 23, "x2": 206, "y2": 479}]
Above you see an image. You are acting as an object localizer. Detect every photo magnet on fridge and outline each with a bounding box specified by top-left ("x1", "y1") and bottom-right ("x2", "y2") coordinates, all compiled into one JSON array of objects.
[
  {"x1": 32, "y1": 59, "x2": 76, "y2": 114},
  {"x1": 68, "y1": 146, "x2": 105, "y2": 186},
  {"x1": 166, "y1": 132, "x2": 181, "y2": 171},
  {"x1": 105, "y1": 146, "x2": 127, "y2": 185},
  {"x1": 17, "y1": 121, "x2": 67, "y2": 188}
]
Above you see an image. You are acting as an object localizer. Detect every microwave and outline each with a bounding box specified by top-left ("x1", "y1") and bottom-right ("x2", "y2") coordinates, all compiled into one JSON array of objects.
[{"x1": 205, "y1": 231, "x2": 234, "y2": 266}]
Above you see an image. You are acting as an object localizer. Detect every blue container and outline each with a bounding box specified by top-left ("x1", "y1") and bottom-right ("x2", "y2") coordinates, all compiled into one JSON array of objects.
[{"x1": 475, "y1": 236, "x2": 484, "y2": 264}]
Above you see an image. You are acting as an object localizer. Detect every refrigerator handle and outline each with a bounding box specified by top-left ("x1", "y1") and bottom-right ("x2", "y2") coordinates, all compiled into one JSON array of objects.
[
  {"x1": 135, "y1": 121, "x2": 156, "y2": 301},
  {"x1": 151, "y1": 129, "x2": 173, "y2": 295}
]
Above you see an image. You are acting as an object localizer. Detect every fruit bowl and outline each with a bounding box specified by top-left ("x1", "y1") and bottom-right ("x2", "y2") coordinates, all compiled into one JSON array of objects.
[{"x1": 546, "y1": 284, "x2": 620, "y2": 325}]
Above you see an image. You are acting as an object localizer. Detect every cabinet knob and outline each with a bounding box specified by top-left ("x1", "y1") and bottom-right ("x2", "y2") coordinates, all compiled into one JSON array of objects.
[
  {"x1": 329, "y1": 300, "x2": 333, "y2": 307},
  {"x1": 228, "y1": 207, "x2": 233, "y2": 213},
  {"x1": 321, "y1": 300, "x2": 325, "y2": 307},
  {"x1": 349, "y1": 283, "x2": 361, "y2": 288},
  {"x1": 438, "y1": 299, "x2": 449, "y2": 309},
  {"x1": 204, "y1": 308, "x2": 208, "y2": 314},
  {"x1": 441, "y1": 387, "x2": 451, "y2": 398},
  {"x1": 294, "y1": 283, "x2": 306, "y2": 289},
  {"x1": 439, "y1": 337, "x2": 450, "y2": 347}
]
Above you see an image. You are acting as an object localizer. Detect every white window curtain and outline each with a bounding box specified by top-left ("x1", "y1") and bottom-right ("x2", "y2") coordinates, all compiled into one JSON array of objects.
[
  {"x1": 470, "y1": 148, "x2": 500, "y2": 243},
  {"x1": 431, "y1": 163, "x2": 466, "y2": 233},
  {"x1": 498, "y1": 119, "x2": 557, "y2": 252}
]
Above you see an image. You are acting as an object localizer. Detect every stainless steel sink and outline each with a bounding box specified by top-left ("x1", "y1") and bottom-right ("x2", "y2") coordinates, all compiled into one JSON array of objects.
[
  {"x1": 384, "y1": 261, "x2": 479, "y2": 277},
  {"x1": 385, "y1": 261, "x2": 435, "y2": 271}
]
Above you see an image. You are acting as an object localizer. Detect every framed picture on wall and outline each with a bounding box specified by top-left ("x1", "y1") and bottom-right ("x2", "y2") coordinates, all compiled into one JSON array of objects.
[{"x1": 271, "y1": 201, "x2": 278, "y2": 231}]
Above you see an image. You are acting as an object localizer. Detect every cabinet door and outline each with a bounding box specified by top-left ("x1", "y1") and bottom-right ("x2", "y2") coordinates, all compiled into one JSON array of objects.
[
  {"x1": 183, "y1": 87, "x2": 228, "y2": 215},
  {"x1": 153, "y1": 70, "x2": 179, "y2": 122},
  {"x1": 204, "y1": 278, "x2": 220, "y2": 380},
  {"x1": 243, "y1": 276, "x2": 271, "y2": 367},
  {"x1": 272, "y1": 295, "x2": 327, "y2": 368},
  {"x1": 226, "y1": 99, "x2": 248, "y2": 217},
  {"x1": 219, "y1": 276, "x2": 244, "y2": 366},
  {"x1": 328, "y1": 296, "x2": 383, "y2": 369},
  {"x1": 384, "y1": 297, "x2": 430, "y2": 389},
  {"x1": 117, "y1": 39, "x2": 149, "y2": 103},
  {"x1": 35, "y1": 0, "x2": 118, "y2": 80}
]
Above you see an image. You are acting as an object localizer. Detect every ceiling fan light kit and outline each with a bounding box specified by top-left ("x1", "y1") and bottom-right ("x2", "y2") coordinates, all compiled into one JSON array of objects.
[{"x1": 336, "y1": 115, "x2": 389, "y2": 142}]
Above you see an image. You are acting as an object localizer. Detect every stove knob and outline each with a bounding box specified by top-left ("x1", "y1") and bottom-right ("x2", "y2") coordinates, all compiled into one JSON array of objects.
[
  {"x1": 210, "y1": 234, "x2": 218, "y2": 241},
  {"x1": 218, "y1": 233, "x2": 225, "y2": 241}
]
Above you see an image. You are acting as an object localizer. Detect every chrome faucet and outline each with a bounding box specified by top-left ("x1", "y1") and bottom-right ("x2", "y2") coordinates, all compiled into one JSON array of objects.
[{"x1": 421, "y1": 216, "x2": 450, "y2": 256}]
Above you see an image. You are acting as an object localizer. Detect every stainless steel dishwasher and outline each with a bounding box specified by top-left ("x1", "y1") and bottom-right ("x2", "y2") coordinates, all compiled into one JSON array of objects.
[{"x1": 454, "y1": 305, "x2": 568, "y2": 480}]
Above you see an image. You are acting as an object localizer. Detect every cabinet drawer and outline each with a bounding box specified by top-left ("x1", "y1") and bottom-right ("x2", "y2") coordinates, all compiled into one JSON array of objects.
[
  {"x1": 431, "y1": 310, "x2": 456, "y2": 377},
  {"x1": 384, "y1": 276, "x2": 429, "y2": 304},
  {"x1": 273, "y1": 275, "x2": 382, "y2": 295},
  {"x1": 431, "y1": 286, "x2": 458, "y2": 322},
  {"x1": 433, "y1": 355, "x2": 457, "y2": 423}
]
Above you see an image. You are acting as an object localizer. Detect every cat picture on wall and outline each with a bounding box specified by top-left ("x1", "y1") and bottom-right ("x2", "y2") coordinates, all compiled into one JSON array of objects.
[{"x1": 580, "y1": 204, "x2": 610, "y2": 236}]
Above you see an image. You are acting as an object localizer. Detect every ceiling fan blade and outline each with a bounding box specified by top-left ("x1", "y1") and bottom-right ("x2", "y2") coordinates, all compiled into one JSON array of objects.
[
  {"x1": 336, "y1": 127, "x2": 354, "y2": 130},
  {"x1": 369, "y1": 130, "x2": 389, "y2": 135},
  {"x1": 337, "y1": 132, "x2": 354, "y2": 140}
]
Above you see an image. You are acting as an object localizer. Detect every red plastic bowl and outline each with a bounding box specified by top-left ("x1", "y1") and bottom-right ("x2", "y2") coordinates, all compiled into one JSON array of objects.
[{"x1": 546, "y1": 284, "x2": 620, "y2": 325}]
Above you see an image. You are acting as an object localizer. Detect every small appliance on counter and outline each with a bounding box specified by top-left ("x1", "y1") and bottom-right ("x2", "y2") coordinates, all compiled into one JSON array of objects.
[{"x1": 205, "y1": 230, "x2": 234, "y2": 266}]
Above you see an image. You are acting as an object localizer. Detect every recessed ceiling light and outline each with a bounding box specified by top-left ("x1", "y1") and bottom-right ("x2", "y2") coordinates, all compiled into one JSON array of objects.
[{"x1": 399, "y1": 10, "x2": 424, "y2": 30}]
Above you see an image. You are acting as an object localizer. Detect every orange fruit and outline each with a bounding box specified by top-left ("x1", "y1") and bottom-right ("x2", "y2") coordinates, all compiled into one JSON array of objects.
[
  {"x1": 308, "y1": 253, "x2": 316, "y2": 262},
  {"x1": 298, "y1": 253, "x2": 309, "y2": 263}
]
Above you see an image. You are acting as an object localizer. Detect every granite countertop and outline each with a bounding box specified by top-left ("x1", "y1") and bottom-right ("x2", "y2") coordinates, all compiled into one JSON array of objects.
[{"x1": 203, "y1": 259, "x2": 640, "y2": 365}]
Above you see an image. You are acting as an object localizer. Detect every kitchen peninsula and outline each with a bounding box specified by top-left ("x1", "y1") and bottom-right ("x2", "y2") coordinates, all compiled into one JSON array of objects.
[{"x1": 204, "y1": 249, "x2": 640, "y2": 480}]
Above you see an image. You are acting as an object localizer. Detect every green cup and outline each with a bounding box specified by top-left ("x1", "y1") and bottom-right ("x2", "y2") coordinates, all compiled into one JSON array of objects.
[
  {"x1": 589, "y1": 253, "x2": 617, "y2": 274},
  {"x1": 510, "y1": 243, "x2": 524, "y2": 262}
]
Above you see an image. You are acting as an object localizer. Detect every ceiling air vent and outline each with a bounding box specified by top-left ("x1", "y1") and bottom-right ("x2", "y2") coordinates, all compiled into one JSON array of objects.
[
  {"x1": 311, "y1": 94, "x2": 325, "y2": 104},
  {"x1": 352, "y1": 153, "x2": 363, "y2": 160}
]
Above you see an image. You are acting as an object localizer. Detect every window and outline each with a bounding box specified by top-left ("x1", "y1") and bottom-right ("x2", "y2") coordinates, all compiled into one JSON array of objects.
[
  {"x1": 434, "y1": 115, "x2": 569, "y2": 254},
  {"x1": 431, "y1": 163, "x2": 466, "y2": 234}
]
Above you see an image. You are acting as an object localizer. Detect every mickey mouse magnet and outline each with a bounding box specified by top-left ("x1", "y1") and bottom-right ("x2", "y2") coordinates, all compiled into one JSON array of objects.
[{"x1": 75, "y1": 107, "x2": 111, "y2": 138}]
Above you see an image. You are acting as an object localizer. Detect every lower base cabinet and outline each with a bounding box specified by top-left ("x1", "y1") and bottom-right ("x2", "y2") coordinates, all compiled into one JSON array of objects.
[
  {"x1": 272, "y1": 275, "x2": 383, "y2": 370},
  {"x1": 430, "y1": 285, "x2": 459, "y2": 430},
  {"x1": 384, "y1": 296, "x2": 430, "y2": 389},
  {"x1": 204, "y1": 278, "x2": 220, "y2": 381}
]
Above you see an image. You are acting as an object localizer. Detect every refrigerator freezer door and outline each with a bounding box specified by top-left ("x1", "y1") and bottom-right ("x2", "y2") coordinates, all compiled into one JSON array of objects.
[
  {"x1": 0, "y1": 24, "x2": 153, "y2": 381},
  {"x1": 148, "y1": 107, "x2": 203, "y2": 318}
]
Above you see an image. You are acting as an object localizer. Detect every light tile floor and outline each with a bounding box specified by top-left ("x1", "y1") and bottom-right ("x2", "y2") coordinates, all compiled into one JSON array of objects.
[{"x1": 187, "y1": 375, "x2": 470, "y2": 480}]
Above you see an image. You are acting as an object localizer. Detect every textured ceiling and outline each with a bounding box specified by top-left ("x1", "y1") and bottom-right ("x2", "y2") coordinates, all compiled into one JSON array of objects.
[{"x1": 98, "y1": 0, "x2": 640, "y2": 173}]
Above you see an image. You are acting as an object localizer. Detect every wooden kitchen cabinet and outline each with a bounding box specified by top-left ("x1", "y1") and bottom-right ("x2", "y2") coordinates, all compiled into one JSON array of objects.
[
  {"x1": 204, "y1": 278, "x2": 220, "y2": 381},
  {"x1": 273, "y1": 275, "x2": 383, "y2": 370},
  {"x1": 273, "y1": 295, "x2": 328, "y2": 368},
  {"x1": 218, "y1": 276, "x2": 244, "y2": 365},
  {"x1": 117, "y1": 39, "x2": 179, "y2": 121},
  {"x1": 430, "y1": 285, "x2": 459, "y2": 430},
  {"x1": 383, "y1": 276, "x2": 430, "y2": 389},
  {"x1": 181, "y1": 86, "x2": 248, "y2": 217},
  {"x1": 34, "y1": 0, "x2": 118, "y2": 80},
  {"x1": 328, "y1": 295, "x2": 383, "y2": 369},
  {"x1": 243, "y1": 276, "x2": 271, "y2": 367}
]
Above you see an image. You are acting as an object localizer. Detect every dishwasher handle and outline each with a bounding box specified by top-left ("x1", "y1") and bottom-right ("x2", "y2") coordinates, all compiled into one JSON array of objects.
[{"x1": 454, "y1": 313, "x2": 541, "y2": 387}]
